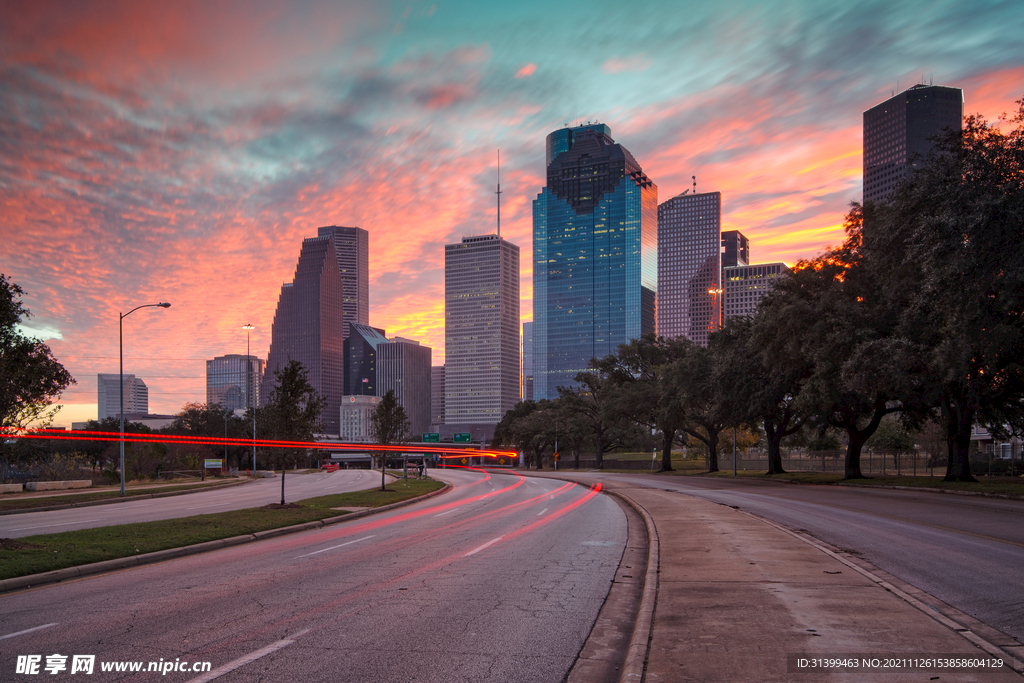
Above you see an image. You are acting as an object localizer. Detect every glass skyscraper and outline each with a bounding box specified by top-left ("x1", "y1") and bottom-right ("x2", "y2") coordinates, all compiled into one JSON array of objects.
[{"x1": 533, "y1": 123, "x2": 657, "y2": 400}]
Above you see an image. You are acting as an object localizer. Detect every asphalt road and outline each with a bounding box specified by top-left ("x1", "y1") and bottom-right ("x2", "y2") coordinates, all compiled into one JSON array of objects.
[
  {"x1": 0, "y1": 470, "x2": 385, "y2": 538},
  {"x1": 560, "y1": 471, "x2": 1024, "y2": 645},
  {"x1": 1, "y1": 468, "x2": 626, "y2": 683}
]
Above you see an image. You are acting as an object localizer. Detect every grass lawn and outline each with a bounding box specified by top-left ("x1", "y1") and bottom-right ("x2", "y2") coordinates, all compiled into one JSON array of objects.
[
  {"x1": 0, "y1": 478, "x2": 443, "y2": 581},
  {"x1": 0, "y1": 480, "x2": 244, "y2": 512}
]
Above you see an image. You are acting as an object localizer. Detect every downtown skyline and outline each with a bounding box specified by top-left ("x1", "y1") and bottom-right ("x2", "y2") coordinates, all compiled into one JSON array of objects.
[{"x1": 1, "y1": 0, "x2": 1022, "y2": 425}]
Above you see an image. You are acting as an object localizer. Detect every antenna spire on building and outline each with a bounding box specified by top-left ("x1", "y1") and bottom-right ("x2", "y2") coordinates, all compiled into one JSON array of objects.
[
  {"x1": 693, "y1": 175, "x2": 697, "y2": 194},
  {"x1": 496, "y1": 149, "x2": 502, "y2": 237}
]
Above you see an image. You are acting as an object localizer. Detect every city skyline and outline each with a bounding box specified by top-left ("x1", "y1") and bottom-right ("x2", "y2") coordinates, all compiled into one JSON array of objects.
[{"x1": 1, "y1": 0, "x2": 1021, "y2": 424}]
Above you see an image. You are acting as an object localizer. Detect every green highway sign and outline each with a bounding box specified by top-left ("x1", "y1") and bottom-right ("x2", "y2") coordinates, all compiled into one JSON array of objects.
[
  {"x1": 422, "y1": 432, "x2": 440, "y2": 442},
  {"x1": 453, "y1": 433, "x2": 471, "y2": 443}
]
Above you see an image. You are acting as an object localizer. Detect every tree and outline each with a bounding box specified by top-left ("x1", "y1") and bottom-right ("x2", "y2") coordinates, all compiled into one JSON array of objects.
[
  {"x1": 560, "y1": 369, "x2": 624, "y2": 470},
  {"x1": 370, "y1": 390, "x2": 408, "y2": 491},
  {"x1": 712, "y1": 316, "x2": 809, "y2": 475},
  {"x1": 260, "y1": 360, "x2": 325, "y2": 504},
  {"x1": 493, "y1": 400, "x2": 555, "y2": 469},
  {"x1": 593, "y1": 334, "x2": 690, "y2": 472},
  {"x1": 0, "y1": 275, "x2": 74, "y2": 436},
  {"x1": 669, "y1": 344, "x2": 732, "y2": 473},
  {"x1": 166, "y1": 402, "x2": 247, "y2": 469},
  {"x1": 869, "y1": 102, "x2": 1024, "y2": 481}
]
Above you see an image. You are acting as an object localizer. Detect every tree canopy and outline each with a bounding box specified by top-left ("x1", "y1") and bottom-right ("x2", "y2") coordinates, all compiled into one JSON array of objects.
[
  {"x1": 370, "y1": 389, "x2": 408, "y2": 490},
  {"x1": 260, "y1": 360, "x2": 324, "y2": 503}
]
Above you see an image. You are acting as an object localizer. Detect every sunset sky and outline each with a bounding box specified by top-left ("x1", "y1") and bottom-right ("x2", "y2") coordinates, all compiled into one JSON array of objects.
[{"x1": 1, "y1": 0, "x2": 1022, "y2": 426}]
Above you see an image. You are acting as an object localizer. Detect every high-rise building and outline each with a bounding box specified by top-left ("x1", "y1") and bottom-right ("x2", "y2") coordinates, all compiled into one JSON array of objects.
[
  {"x1": 431, "y1": 366, "x2": 445, "y2": 427},
  {"x1": 377, "y1": 337, "x2": 432, "y2": 436},
  {"x1": 445, "y1": 233, "x2": 520, "y2": 424},
  {"x1": 533, "y1": 123, "x2": 657, "y2": 399},
  {"x1": 723, "y1": 263, "x2": 791, "y2": 320},
  {"x1": 317, "y1": 226, "x2": 369, "y2": 339},
  {"x1": 344, "y1": 323, "x2": 389, "y2": 397},
  {"x1": 97, "y1": 374, "x2": 148, "y2": 419},
  {"x1": 721, "y1": 230, "x2": 749, "y2": 268},
  {"x1": 522, "y1": 321, "x2": 533, "y2": 401},
  {"x1": 657, "y1": 190, "x2": 721, "y2": 346},
  {"x1": 263, "y1": 232, "x2": 345, "y2": 435},
  {"x1": 206, "y1": 354, "x2": 263, "y2": 413},
  {"x1": 863, "y1": 84, "x2": 963, "y2": 204}
]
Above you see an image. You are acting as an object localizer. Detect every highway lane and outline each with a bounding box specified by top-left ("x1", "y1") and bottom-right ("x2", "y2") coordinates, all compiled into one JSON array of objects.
[
  {"x1": 558, "y1": 472, "x2": 1024, "y2": 644},
  {"x1": 0, "y1": 469, "x2": 384, "y2": 538},
  {"x1": 0, "y1": 468, "x2": 626, "y2": 683}
]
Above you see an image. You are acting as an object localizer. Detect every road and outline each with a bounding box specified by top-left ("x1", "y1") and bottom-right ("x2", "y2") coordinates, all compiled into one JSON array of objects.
[
  {"x1": 553, "y1": 471, "x2": 1024, "y2": 645},
  {"x1": 0, "y1": 470, "x2": 386, "y2": 538},
  {"x1": 1, "y1": 468, "x2": 626, "y2": 683}
]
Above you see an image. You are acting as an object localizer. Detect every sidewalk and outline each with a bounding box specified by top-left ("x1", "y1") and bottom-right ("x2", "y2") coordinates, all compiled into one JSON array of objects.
[{"x1": 533, "y1": 473, "x2": 1024, "y2": 682}]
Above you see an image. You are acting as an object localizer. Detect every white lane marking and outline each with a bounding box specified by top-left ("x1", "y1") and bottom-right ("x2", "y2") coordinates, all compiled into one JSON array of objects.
[
  {"x1": 297, "y1": 535, "x2": 376, "y2": 558},
  {"x1": 185, "y1": 502, "x2": 233, "y2": 510},
  {"x1": 464, "y1": 536, "x2": 504, "y2": 557},
  {"x1": 326, "y1": 485, "x2": 338, "y2": 490},
  {"x1": 185, "y1": 629, "x2": 310, "y2": 683},
  {"x1": 0, "y1": 623, "x2": 57, "y2": 641},
  {"x1": 433, "y1": 507, "x2": 462, "y2": 517},
  {"x1": 12, "y1": 520, "x2": 99, "y2": 530},
  {"x1": 536, "y1": 508, "x2": 549, "y2": 516}
]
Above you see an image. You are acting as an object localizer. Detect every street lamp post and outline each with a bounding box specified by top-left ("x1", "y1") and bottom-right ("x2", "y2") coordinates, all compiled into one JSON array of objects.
[
  {"x1": 243, "y1": 324, "x2": 255, "y2": 473},
  {"x1": 120, "y1": 302, "x2": 171, "y2": 497}
]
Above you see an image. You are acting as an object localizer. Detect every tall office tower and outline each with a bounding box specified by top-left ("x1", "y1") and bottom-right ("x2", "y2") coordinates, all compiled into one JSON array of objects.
[
  {"x1": 522, "y1": 322, "x2": 533, "y2": 401},
  {"x1": 657, "y1": 190, "x2": 722, "y2": 346},
  {"x1": 206, "y1": 354, "x2": 264, "y2": 412},
  {"x1": 721, "y1": 230, "x2": 749, "y2": 268},
  {"x1": 340, "y1": 395, "x2": 379, "y2": 442},
  {"x1": 430, "y1": 366, "x2": 445, "y2": 426},
  {"x1": 317, "y1": 226, "x2": 369, "y2": 339},
  {"x1": 533, "y1": 123, "x2": 657, "y2": 399},
  {"x1": 723, "y1": 263, "x2": 791, "y2": 320},
  {"x1": 97, "y1": 374, "x2": 148, "y2": 419},
  {"x1": 863, "y1": 84, "x2": 963, "y2": 203},
  {"x1": 344, "y1": 323, "x2": 388, "y2": 396},
  {"x1": 377, "y1": 337, "x2": 432, "y2": 436},
  {"x1": 445, "y1": 234, "x2": 520, "y2": 424},
  {"x1": 263, "y1": 232, "x2": 345, "y2": 435}
]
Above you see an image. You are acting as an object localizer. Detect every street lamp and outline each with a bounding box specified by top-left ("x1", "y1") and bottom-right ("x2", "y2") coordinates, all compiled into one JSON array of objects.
[
  {"x1": 120, "y1": 302, "x2": 171, "y2": 496},
  {"x1": 243, "y1": 324, "x2": 256, "y2": 473}
]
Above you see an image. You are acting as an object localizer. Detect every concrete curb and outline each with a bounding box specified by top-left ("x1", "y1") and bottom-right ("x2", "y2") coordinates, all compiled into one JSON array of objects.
[
  {"x1": 0, "y1": 481, "x2": 452, "y2": 595},
  {"x1": 0, "y1": 479, "x2": 252, "y2": 516},
  {"x1": 604, "y1": 490, "x2": 659, "y2": 683}
]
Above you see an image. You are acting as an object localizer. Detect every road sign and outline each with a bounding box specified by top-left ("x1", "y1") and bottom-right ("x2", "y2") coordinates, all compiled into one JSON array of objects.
[
  {"x1": 204, "y1": 459, "x2": 223, "y2": 469},
  {"x1": 422, "y1": 432, "x2": 440, "y2": 442},
  {"x1": 553, "y1": 452, "x2": 559, "y2": 460},
  {"x1": 453, "y1": 433, "x2": 471, "y2": 443}
]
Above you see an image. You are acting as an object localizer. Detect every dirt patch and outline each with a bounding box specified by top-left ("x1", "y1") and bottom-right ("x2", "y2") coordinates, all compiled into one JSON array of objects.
[
  {"x1": 0, "y1": 538, "x2": 43, "y2": 551},
  {"x1": 260, "y1": 503, "x2": 305, "y2": 510}
]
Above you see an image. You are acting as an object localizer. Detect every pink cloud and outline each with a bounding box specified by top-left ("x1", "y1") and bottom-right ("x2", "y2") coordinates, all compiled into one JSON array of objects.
[
  {"x1": 602, "y1": 56, "x2": 651, "y2": 74},
  {"x1": 515, "y1": 63, "x2": 537, "y2": 78}
]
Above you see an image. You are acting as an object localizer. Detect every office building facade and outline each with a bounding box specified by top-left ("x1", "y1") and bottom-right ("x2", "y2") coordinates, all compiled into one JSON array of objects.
[
  {"x1": 723, "y1": 263, "x2": 791, "y2": 320},
  {"x1": 263, "y1": 232, "x2": 345, "y2": 435},
  {"x1": 97, "y1": 373, "x2": 148, "y2": 420},
  {"x1": 721, "y1": 230, "x2": 750, "y2": 268},
  {"x1": 431, "y1": 366, "x2": 445, "y2": 427},
  {"x1": 344, "y1": 323, "x2": 389, "y2": 397},
  {"x1": 863, "y1": 84, "x2": 963, "y2": 203},
  {"x1": 377, "y1": 337, "x2": 432, "y2": 436},
  {"x1": 657, "y1": 190, "x2": 721, "y2": 346},
  {"x1": 340, "y1": 394, "x2": 380, "y2": 442},
  {"x1": 317, "y1": 226, "x2": 369, "y2": 339},
  {"x1": 445, "y1": 234, "x2": 520, "y2": 423},
  {"x1": 522, "y1": 321, "x2": 533, "y2": 401},
  {"x1": 206, "y1": 354, "x2": 263, "y2": 412},
  {"x1": 533, "y1": 123, "x2": 657, "y2": 399}
]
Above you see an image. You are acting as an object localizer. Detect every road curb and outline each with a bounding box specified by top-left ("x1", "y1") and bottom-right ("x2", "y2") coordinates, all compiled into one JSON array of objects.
[
  {"x1": 0, "y1": 479, "x2": 253, "y2": 516},
  {"x1": 0, "y1": 481, "x2": 452, "y2": 595}
]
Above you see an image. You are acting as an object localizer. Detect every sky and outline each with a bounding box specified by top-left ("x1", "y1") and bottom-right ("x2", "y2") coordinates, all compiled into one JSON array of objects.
[{"x1": 1, "y1": 0, "x2": 1022, "y2": 426}]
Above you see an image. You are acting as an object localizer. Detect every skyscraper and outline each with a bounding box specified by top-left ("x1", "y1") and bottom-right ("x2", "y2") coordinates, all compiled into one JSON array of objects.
[
  {"x1": 721, "y1": 230, "x2": 749, "y2": 268},
  {"x1": 657, "y1": 190, "x2": 721, "y2": 346},
  {"x1": 445, "y1": 233, "x2": 520, "y2": 424},
  {"x1": 431, "y1": 366, "x2": 445, "y2": 426},
  {"x1": 317, "y1": 226, "x2": 369, "y2": 339},
  {"x1": 522, "y1": 321, "x2": 533, "y2": 401},
  {"x1": 377, "y1": 337, "x2": 432, "y2": 436},
  {"x1": 207, "y1": 354, "x2": 263, "y2": 412},
  {"x1": 263, "y1": 232, "x2": 345, "y2": 435},
  {"x1": 533, "y1": 123, "x2": 657, "y2": 399},
  {"x1": 344, "y1": 323, "x2": 388, "y2": 396},
  {"x1": 97, "y1": 374, "x2": 148, "y2": 419},
  {"x1": 863, "y1": 84, "x2": 963, "y2": 204}
]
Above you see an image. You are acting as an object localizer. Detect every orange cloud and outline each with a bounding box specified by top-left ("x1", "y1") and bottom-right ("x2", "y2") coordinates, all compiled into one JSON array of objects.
[{"x1": 515, "y1": 63, "x2": 537, "y2": 78}]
